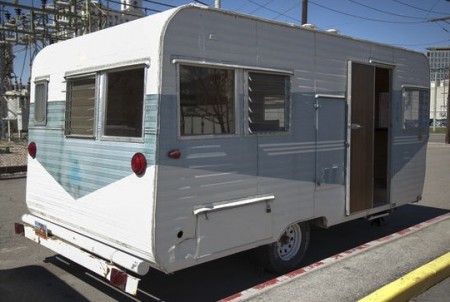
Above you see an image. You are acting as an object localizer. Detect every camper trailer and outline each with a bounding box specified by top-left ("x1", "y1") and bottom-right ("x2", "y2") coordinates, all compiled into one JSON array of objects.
[{"x1": 16, "y1": 4, "x2": 430, "y2": 295}]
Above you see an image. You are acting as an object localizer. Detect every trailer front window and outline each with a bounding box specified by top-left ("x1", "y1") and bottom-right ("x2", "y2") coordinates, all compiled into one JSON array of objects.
[
  {"x1": 66, "y1": 77, "x2": 96, "y2": 137},
  {"x1": 402, "y1": 87, "x2": 429, "y2": 130},
  {"x1": 247, "y1": 72, "x2": 289, "y2": 133},
  {"x1": 179, "y1": 65, "x2": 235, "y2": 136}
]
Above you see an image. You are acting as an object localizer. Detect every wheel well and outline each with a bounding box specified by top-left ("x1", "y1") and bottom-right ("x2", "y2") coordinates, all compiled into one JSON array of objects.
[{"x1": 308, "y1": 216, "x2": 328, "y2": 229}]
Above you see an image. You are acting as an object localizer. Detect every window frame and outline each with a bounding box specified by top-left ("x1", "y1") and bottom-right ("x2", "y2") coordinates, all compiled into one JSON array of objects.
[
  {"x1": 34, "y1": 78, "x2": 49, "y2": 126},
  {"x1": 401, "y1": 85, "x2": 429, "y2": 131},
  {"x1": 244, "y1": 70, "x2": 291, "y2": 135},
  {"x1": 177, "y1": 63, "x2": 239, "y2": 139},
  {"x1": 100, "y1": 65, "x2": 146, "y2": 143}
]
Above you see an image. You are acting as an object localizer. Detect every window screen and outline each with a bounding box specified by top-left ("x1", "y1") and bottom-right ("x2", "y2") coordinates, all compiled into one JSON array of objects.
[
  {"x1": 34, "y1": 81, "x2": 48, "y2": 125},
  {"x1": 180, "y1": 65, "x2": 235, "y2": 136},
  {"x1": 402, "y1": 87, "x2": 429, "y2": 130},
  {"x1": 248, "y1": 72, "x2": 289, "y2": 133},
  {"x1": 104, "y1": 68, "x2": 144, "y2": 137},
  {"x1": 65, "y1": 77, "x2": 96, "y2": 137}
]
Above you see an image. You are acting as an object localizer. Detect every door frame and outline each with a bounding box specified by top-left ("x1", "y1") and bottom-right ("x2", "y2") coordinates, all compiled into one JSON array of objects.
[{"x1": 345, "y1": 61, "x2": 394, "y2": 215}]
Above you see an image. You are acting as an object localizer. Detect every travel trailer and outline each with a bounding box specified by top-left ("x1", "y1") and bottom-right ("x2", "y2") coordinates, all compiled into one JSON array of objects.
[{"x1": 15, "y1": 4, "x2": 430, "y2": 295}]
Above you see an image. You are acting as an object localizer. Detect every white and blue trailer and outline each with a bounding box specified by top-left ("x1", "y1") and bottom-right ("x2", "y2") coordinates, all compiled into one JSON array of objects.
[{"x1": 16, "y1": 4, "x2": 430, "y2": 295}]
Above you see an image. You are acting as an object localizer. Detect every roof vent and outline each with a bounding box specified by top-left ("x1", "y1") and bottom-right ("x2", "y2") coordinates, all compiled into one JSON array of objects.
[
  {"x1": 326, "y1": 29, "x2": 340, "y2": 35},
  {"x1": 302, "y1": 23, "x2": 316, "y2": 30}
]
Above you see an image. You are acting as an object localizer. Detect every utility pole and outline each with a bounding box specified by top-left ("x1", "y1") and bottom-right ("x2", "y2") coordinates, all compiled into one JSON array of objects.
[
  {"x1": 302, "y1": 0, "x2": 308, "y2": 25},
  {"x1": 433, "y1": 71, "x2": 438, "y2": 132},
  {"x1": 446, "y1": 67, "x2": 450, "y2": 144}
]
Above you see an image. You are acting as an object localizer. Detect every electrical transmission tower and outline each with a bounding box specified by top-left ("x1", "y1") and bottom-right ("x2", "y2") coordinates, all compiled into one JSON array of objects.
[{"x1": 0, "y1": 0, "x2": 144, "y2": 139}]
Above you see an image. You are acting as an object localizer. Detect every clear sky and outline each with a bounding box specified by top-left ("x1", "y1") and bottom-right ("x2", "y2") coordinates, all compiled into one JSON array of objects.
[
  {"x1": 8, "y1": 0, "x2": 450, "y2": 85},
  {"x1": 217, "y1": 0, "x2": 450, "y2": 50}
]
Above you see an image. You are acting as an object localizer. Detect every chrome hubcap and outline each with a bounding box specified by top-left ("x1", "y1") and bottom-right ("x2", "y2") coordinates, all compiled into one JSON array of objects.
[{"x1": 277, "y1": 223, "x2": 302, "y2": 261}]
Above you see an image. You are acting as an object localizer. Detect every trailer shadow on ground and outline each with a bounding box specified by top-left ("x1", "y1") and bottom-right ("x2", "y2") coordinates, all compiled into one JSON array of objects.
[
  {"x1": 0, "y1": 265, "x2": 89, "y2": 302},
  {"x1": 24, "y1": 203, "x2": 447, "y2": 302}
]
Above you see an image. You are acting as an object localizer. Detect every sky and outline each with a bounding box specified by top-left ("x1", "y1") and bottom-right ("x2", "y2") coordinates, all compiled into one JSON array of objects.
[{"x1": 6, "y1": 0, "x2": 450, "y2": 85}]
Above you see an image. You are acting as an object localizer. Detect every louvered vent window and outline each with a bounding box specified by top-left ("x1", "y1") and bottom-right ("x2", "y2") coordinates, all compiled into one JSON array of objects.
[
  {"x1": 65, "y1": 77, "x2": 96, "y2": 137},
  {"x1": 248, "y1": 72, "x2": 289, "y2": 133}
]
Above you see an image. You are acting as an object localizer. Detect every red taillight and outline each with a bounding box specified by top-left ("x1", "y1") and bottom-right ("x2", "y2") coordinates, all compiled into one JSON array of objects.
[
  {"x1": 110, "y1": 268, "x2": 127, "y2": 290},
  {"x1": 168, "y1": 149, "x2": 181, "y2": 159},
  {"x1": 131, "y1": 153, "x2": 147, "y2": 176},
  {"x1": 14, "y1": 223, "x2": 25, "y2": 236},
  {"x1": 28, "y1": 142, "x2": 37, "y2": 159}
]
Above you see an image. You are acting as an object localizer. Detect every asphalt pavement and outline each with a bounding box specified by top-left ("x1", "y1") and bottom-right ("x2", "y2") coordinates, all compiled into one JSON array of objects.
[
  {"x1": 225, "y1": 214, "x2": 450, "y2": 301},
  {"x1": 1, "y1": 136, "x2": 449, "y2": 301},
  {"x1": 224, "y1": 140, "x2": 450, "y2": 302}
]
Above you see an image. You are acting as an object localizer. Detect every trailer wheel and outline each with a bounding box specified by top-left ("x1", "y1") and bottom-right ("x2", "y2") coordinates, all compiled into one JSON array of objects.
[{"x1": 257, "y1": 221, "x2": 310, "y2": 274}]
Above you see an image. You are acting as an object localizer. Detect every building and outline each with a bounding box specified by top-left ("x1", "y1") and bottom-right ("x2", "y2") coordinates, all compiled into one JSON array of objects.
[
  {"x1": 427, "y1": 46, "x2": 450, "y2": 81},
  {"x1": 430, "y1": 79, "x2": 448, "y2": 123},
  {"x1": 51, "y1": 0, "x2": 144, "y2": 38}
]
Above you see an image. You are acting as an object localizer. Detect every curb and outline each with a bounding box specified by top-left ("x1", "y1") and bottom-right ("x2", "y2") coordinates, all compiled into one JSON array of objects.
[
  {"x1": 0, "y1": 165, "x2": 27, "y2": 179},
  {"x1": 220, "y1": 212, "x2": 450, "y2": 302},
  {"x1": 358, "y1": 252, "x2": 450, "y2": 302}
]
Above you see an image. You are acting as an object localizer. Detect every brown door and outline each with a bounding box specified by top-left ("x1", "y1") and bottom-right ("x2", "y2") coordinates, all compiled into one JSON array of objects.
[{"x1": 349, "y1": 62, "x2": 375, "y2": 213}]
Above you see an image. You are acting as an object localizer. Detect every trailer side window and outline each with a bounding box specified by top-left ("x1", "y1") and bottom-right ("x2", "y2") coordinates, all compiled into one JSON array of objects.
[
  {"x1": 104, "y1": 67, "x2": 144, "y2": 137},
  {"x1": 179, "y1": 65, "x2": 235, "y2": 136},
  {"x1": 402, "y1": 87, "x2": 429, "y2": 130},
  {"x1": 34, "y1": 80, "x2": 48, "y2": 126},
  {"x1": 247, "y1": 72, "x2": 289, "y2": 133},
  {"x1": 65, "y1": 77, "x2": 96, "y2": 137}
]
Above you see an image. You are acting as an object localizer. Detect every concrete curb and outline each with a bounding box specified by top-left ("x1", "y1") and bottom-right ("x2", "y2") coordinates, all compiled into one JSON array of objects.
[
  {"x1": 358, "y1": 252, "x2": 450, "y2": 302},
  {"x1": 0, "y1": 165, "x2": 27, "y2": 179},
  {"x1": 221, "y1": 212, "x2": 450, "y2": 302}
]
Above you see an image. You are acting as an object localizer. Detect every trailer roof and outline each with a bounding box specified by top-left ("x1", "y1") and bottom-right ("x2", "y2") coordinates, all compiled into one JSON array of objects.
[{"x1": 32, "y1": 3, "x2": 426, "y2": 81}]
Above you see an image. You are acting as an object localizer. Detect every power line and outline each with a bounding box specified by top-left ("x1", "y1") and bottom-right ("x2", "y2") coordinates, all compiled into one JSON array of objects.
[
  {"x1": 393, "y1": 0, "x2": 449, "y2": 16},
  {"x1": 391, "y1": 38, "x2": 450, "y2": 48},
  {"x1": 249, "y1": 0, "x2": 276, "y2": 15},
  {"x1": 309, "y1": 0, "x2": 426, "y2": 24},
  {"x1": 244, "y1": 0, "x2": 298, "y2": 22},
  {"x1": 273, "y1": 1, "x2": 301, "y2": 22},
  {"x1": 347, "y1": 0, "x2": 428, "y2": 20},
  {"x1": 141, "y1": 0, "x2": 176, "y2": 9}
]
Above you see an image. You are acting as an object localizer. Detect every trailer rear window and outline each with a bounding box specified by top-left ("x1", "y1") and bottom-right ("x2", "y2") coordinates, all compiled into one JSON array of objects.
[
  {"x1": 34, "y1": 80, "x2": 48, "y2": 126},
  {"x1": 104, "y1": 68, "x2": 145, "y2": 137},
  {"x1": 247, "y1": 72, "x2": 290, "y2": 133},
  {"x1": 65, "y1": 77, "x2": 96, "y2": 137},
  {"x1": 402, "y1": 87, "x2": 429, "y2": 130},
  {"x1": 179, "y1": 65, "x2": 235, "y2": 136}
]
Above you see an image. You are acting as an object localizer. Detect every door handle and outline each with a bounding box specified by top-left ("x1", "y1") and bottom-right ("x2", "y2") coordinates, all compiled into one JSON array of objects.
[{"x1": 351, "y1": 123, "x2": 363, "y2": 130}]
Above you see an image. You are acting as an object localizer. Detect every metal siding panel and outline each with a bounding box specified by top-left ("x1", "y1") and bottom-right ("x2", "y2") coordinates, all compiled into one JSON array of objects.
[
  {"x1": 27, "y1": 158, "x2": 156, "y2": 262},
  {"x1": 390, "y1": 49, "x2": 429, "y2": 207},
  {"x1": 27, "y1": 95, "x2": 159, "y2": 263},
  {"x1": 393, "y1": 49, "x2": 430, "y2": 86},
  {"x1": 390, "y1": 141, "x2": 426, "y2": 204},
  {"x1": 151, "y1": 6, "x2": 430, "y2": 271},
  {"x1": 369, "y1": 45, "x2": 394, "y2": 64},
  {"x1": 315, "y1": 33, "x2": 369, "y2": 95},
  {"x1": 154, "y1": 92, "x2": 258, "y2": 271}
]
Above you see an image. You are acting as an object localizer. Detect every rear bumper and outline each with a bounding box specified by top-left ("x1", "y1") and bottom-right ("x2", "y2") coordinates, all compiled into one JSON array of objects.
[{"x1": 17, "y1": 214, "x2": 151, "y2": 296}]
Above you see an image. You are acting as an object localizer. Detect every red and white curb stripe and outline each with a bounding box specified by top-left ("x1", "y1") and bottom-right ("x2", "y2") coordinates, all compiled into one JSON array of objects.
[{"x1": 220, "y1": 212, "x2": 450, "y2": 302}]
